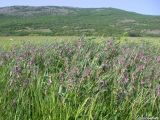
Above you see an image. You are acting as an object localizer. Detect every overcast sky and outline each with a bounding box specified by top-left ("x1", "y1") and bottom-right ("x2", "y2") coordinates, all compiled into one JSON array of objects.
[{"x1": 0, "y1": 0, "x2": 160, "y2": 15}]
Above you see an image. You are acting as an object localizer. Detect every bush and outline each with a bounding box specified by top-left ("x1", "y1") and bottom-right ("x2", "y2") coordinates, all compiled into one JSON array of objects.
[{"x1": 128, "y1": 31, "x2": 141, "y2": 37}]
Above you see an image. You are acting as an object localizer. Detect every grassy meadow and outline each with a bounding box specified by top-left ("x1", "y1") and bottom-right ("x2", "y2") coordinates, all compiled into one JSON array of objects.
[
  {"x1": 0, "y1": 36, "x2": 160, "y2": 49},
  {"x1": 0, "y1": 5, "x2": 160, "y2": 120},
  {"x1": 0, "y1": 36, "x2": 160, "y2": 119}
]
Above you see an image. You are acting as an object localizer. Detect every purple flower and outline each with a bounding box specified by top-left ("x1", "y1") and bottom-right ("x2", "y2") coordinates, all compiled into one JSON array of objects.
[
  {"x1": 136, "y1": 65, "x2": 145, "y2": 72},
  {"x1": 118, "y1": 57, "x2": 125, "y2": 65},
  {"x1": 122, "y1": 74, "x2": 129, "y2": 84},
  {"x1": 83, "y1": 67, "x2": 92, "y2": 78},
  {"x1": 70, "y1": 66, "x2": 79, "y2": 76},
  {"x1": 156, "y1": 56, "x2": 160, "y2": 63},
  {"x1": 156, "y1": 85, "x2": 160, "y2": 96},
  {"x1": 124, "y1": 77, "x2": 129, "y2": 84},
  {"x1": 141, "y1": 80, "x2": 145, "y2": 85}
]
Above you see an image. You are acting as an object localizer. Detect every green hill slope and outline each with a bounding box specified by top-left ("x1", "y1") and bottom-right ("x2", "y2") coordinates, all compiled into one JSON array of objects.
[{"x1": 0, "y1": 6, "x2": 160, "y2": 36}]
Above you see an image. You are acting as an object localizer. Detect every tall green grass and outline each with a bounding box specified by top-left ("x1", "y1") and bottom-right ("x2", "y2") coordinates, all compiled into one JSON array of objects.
[{"x1": 0, "y1": 37, "x2": 160, "y2": 120}]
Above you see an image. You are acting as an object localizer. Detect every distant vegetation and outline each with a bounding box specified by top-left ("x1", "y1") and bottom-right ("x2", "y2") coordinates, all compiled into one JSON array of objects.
[{"x1": 0, "y1": 6, "x2": 160, "y2": 36}]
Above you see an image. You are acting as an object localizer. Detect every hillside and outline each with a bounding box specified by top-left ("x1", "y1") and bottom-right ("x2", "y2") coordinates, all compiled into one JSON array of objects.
[{"x1": 0, "y1": 6, "x2": 160, "y2": 36}]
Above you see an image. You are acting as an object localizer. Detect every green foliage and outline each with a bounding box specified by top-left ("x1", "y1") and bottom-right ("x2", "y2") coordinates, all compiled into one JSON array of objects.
[
  {"x1": 0, "y1": 6, "x2": 160, "y2": 36},
  {"x1": 0, "y1": 38, "x2": 160, "y2": 119}
]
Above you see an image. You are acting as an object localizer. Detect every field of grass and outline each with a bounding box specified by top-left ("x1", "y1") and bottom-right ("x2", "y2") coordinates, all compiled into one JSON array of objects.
[
  {"x1": 0, "y1": 36, "x2": 160, "y2": 49},
  {"x1": 0, "y1": 36, "x2": 110, "y2": 50},
  {"x1": 0, "y1": 36, "x2": 160, "y2": 119},
  {"x1": 0, "y1": 36, "x2": 77, "y2": 49}
]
